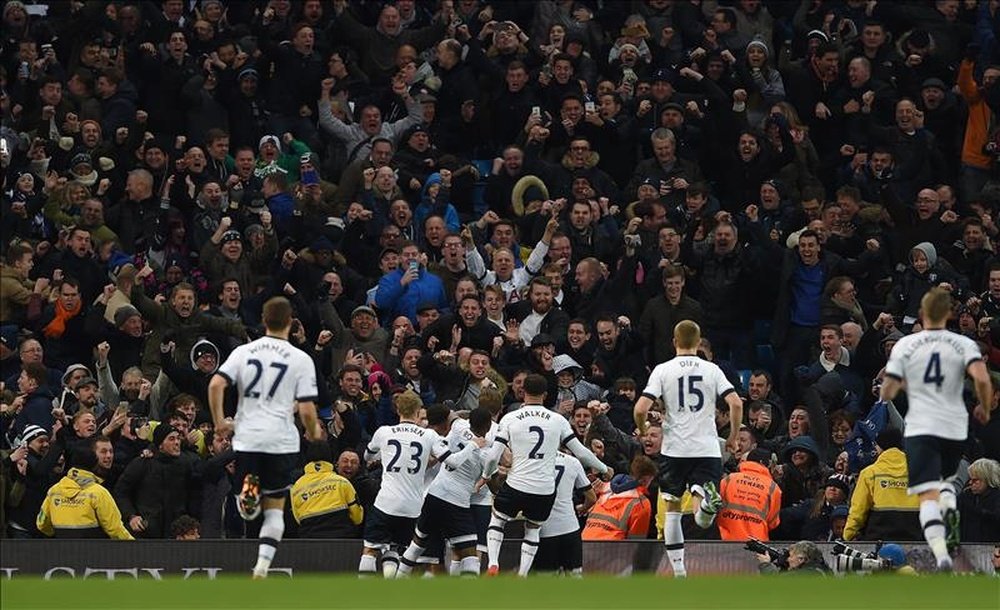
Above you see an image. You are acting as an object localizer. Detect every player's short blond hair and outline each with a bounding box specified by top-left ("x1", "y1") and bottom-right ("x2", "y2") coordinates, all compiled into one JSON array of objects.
[
  {"x1": 394, "y1": 389, "x2": 423, "y2": 418},
  {"x1": 674, "y1": 319, "x2": 701, "y2": 350},
  {"x1": 262, "y1": 296, "x2": 292, "y2": 332},
  {"x1": 478, "y1": 387, "x2": 502, "y2": 413},
  {"x1": 920, "y1": 287, "x2": 953, "y2": 325}
]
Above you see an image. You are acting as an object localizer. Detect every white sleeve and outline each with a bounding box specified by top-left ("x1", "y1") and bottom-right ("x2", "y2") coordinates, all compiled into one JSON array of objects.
[
  {"x1": 884, "y1": 340, "x2": 904, "y2": 379},
  {"x1": 565, "y1": 436, "x2": 608, "y2": 475},
  {"x1": 435, "y1": 438, "x2": 478, "y2": 469},
  {"x1": 216, "y1": 347, "x2": 244, "y2": 386},
  {"x1": 962, "y1": 336, "x2": 982, "y2": 368},
  {"x1": 641, "y1": 365, "x2": 664, "y2": 400},
  {"x1": 365, "y1": 428, "x2": 382, "y2": 462},
  {"x1": 294, "y1": 354, "x2": 319, "y2": 402},
  {"x1": 572, "y1": 458, "x2": 591, "y2": 491},
  {"x1": 715, "y1": 365, "x2": 735, "y2": 397},
  {"x1": 524, "y1": 238, "x2": 549, "y2": 274},
  {"x1": 465, "y1": 246, "x2": 487, "y2": 281},
  {"x1": 482, "y1": 419, "x2": 509, "y2": 475}
]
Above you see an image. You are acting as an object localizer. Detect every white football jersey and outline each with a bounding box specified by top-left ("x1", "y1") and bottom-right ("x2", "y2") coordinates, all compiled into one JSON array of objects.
[
  {"x1": 427, "y1": 423, "x2": 485, "y2": 508},
  {"x1": 217, "y1": 336, "x2": 318, "y2": 454},
  {"x1": 642, "y1": 355, "x2": 735, "y2": 458},
  {"x1": 366, "y1": 423, "x2": 451, "y2": 518},
  {"x1": 453, "y1": 419, "x2": 498, "y2": 506},
  {"x1": 494, "y1": 405, "x2": 576, "y2": 495},
  {"x1": 539, "y1": 453, "x2": 591, "y2": 538},
  {"x1": 885, "y1": 329, "x2": 979, "y2": 440}
]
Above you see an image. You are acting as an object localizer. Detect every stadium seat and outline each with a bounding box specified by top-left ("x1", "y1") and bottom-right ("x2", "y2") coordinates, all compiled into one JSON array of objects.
[
  {"x1": 755, "y1": 344, "x2": 775, "y2": 371},
  {"x1": 472, "y1": 159, "x2": 493, "y2": 217},
  {"x1": 753, "y1": 319, "x2": 772, "y2": 345},
  {"x1": 737, "y1": 369, "x2": 752, "y2": 391}
]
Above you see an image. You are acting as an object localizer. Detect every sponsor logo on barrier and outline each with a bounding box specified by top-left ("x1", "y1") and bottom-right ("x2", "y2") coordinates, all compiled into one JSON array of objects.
[{"x1": 0, "y1": 568, "x2": 293, "y2": 580}]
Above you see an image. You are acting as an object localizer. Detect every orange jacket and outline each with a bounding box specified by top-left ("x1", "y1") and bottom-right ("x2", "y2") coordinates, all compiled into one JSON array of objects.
[
  {"x1": 582, "y1": 487, "x2": 651, "y2": 541},
  {"x1": 717, "y1": 461, "x2": 781, "y2": 541},
  {"x1": 959, "y1": 58, "x2": 993, "y2": 170}
]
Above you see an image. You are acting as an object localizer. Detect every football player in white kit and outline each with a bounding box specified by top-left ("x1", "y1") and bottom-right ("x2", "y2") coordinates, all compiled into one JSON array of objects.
[
  {"x1": 536, "y1": 451, "x2": 596, "y2": 575},
  {"x1": 359, "y1": 390, "x2": 479, "y2": 578},
  {"x1": 633, "y1": 320, "x2": 742, "y2": 578},
  {"x1": 482, "y1": 374, "x2": 611, "y2": 577},
  {"x1": 879, "y1": 288, "x2": 992, "y2": 570},
  {"x1": 397, "y1": 407, "x2": 492, "y2": 577},
  {"x1": 208, "y1": 297, "x2": 323, "y2": 579}
]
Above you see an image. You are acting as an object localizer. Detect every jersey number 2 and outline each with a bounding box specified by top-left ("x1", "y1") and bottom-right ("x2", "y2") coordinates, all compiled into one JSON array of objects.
[
  {"x1": 528, "y1": 425, "x2": 545, "y2": 459},
  {"x1": 923, "y1": 352, "x2": 944, "y2": 389},
  {"x1": 244, "y1": 359, "x2": 288, "y2": 399},
  {"x1": 386, "y1": 440, "x2": 423, "y2": 474},
  {"x1": 677, "y1": 375, "x2": 704, "y2": 411}
]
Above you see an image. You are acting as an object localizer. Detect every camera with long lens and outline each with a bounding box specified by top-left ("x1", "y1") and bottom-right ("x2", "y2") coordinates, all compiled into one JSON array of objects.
[
  {"x1": 831, "y1": 541, "x2": 892, "y2": 573},
  {"x1": 745, "y1": 538, "x2": 789, "y2": 569}
]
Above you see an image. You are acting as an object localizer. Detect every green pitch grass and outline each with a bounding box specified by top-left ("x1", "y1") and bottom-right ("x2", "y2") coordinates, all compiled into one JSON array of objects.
[{"x1": 2, "y1": 574, "x2": 998, "y2": 610}]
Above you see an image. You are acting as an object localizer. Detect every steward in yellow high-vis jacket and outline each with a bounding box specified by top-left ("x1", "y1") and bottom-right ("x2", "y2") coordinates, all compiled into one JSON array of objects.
[
  {"x1": 844, "y1": 431, "x2": 920, "y2": 542},
  {"x1": 36, "y1": 443, "x2": 133, "y2": 540},
  {"x1": 291, "y1": 443, "x2": 363, "y2": 538}
]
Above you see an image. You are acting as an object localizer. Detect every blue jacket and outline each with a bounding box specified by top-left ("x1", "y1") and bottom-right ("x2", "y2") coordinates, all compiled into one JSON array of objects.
[
  {"x1": 374, "y1": 267, "x2": 449, "y2": 324},
  {"x1": 414, "y1": 173, "x2": 461, "y2": 235}
]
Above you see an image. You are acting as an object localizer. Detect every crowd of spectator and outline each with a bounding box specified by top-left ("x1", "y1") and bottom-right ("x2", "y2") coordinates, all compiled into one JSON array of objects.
[{"x1": 1, "y1": 0, "x2": 999, "y2": 549}]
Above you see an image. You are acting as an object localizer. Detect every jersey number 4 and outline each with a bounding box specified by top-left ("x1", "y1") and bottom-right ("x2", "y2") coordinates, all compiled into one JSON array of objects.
[
  {"x1": 677, "y1": 375, "x2": 705, "y2": 412},
  {"x1": 386, "y1": 440, "x2": 423, "y2": 474},
  {"x1": 244, "y1": 359, "x2": 288, "y2": 399},
  {"x1": 923, "y1": 352, "x2": 944, "y2": 390}
]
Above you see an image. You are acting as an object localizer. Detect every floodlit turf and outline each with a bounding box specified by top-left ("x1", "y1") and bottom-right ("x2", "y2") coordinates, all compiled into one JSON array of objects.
[{"x1": 2, "y1": 574, "x2": 998, "y2": 610}]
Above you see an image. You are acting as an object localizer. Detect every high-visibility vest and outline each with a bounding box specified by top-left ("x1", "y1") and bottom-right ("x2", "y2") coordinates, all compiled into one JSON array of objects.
[
  {"x1": 716, "y1": 461, "x2": 781, "y2": 541},
  {"x1": 582, "y1": 487, "x2": 651, "y2": 541}
]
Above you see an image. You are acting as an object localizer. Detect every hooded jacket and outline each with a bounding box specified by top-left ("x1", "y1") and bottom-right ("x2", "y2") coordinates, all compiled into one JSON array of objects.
[
  {"x1": 37, "y1": 467, "x2": 133, "y2": 539},
  {"x1": 888, "y1": 242, "x2": 967, "y2": 320},
  {"x1": 413, "y1": 173, "x2": 461, "y2": 235},
  {"x1": 161, "y1": 339, "x2": 232, "y2": 418},
  {"x1": 553, "y1": 354, "x2": 604, "y2": 404}
]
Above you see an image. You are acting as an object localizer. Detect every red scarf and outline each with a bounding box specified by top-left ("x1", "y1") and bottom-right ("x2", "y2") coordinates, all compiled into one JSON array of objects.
[{"x1": 43, "y1": 298, "x2": 82, "y2": 339}]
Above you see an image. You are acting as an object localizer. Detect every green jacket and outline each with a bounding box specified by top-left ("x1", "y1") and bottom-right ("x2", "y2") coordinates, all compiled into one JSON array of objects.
[{"x1": 130, "y1": 285, "x2": 247, "y2": 378}]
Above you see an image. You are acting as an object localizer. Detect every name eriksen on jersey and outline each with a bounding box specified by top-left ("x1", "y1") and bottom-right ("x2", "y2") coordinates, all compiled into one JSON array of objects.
[{"x1": 391, "y1": 424, "x2": 425, "y2": 436}]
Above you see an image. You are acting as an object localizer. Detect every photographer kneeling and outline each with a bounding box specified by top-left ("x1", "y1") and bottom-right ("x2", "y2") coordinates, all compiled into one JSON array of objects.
[{"x1": 755, "y1": 540, "x2": 830, "y2": 574}]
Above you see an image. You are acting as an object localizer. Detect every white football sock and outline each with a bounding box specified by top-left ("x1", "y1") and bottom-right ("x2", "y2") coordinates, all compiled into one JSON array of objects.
[
  {"x1": 253, "y1": 508, "x2": 284, "y2": 577},
  {"x1": 517, "y1": 526, "x2": 540, "y2": 577},
  {"x1": 919, "y1": 500, "x2": 950, "y2": 567},
  {"x1": 664, "y1": 511, "x2": 686, "y2": 577},
  {"x1": 486, "y1": 513, "x2": 508, "y2": 569}
]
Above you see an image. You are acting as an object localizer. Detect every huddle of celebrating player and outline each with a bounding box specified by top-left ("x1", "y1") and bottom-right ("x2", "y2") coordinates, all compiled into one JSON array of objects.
[{"x1": 210, "y1": 288, "x2": 988, "y2": 578}]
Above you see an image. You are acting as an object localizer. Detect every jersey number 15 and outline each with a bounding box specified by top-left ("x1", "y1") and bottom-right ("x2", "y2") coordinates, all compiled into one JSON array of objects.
[{"x1": 677, "y1": 375, "x2": 705, "y2": 412}]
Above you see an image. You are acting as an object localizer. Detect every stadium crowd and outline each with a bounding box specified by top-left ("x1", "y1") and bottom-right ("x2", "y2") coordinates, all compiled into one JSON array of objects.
[{"x1": 0, "y1": 0, "x2": 999, "y2": 556}]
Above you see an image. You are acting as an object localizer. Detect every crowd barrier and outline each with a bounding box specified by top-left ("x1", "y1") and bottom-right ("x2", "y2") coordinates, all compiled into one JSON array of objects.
[{"x1": 1, "y1": 540, "x2": 995, "y2": 578}]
